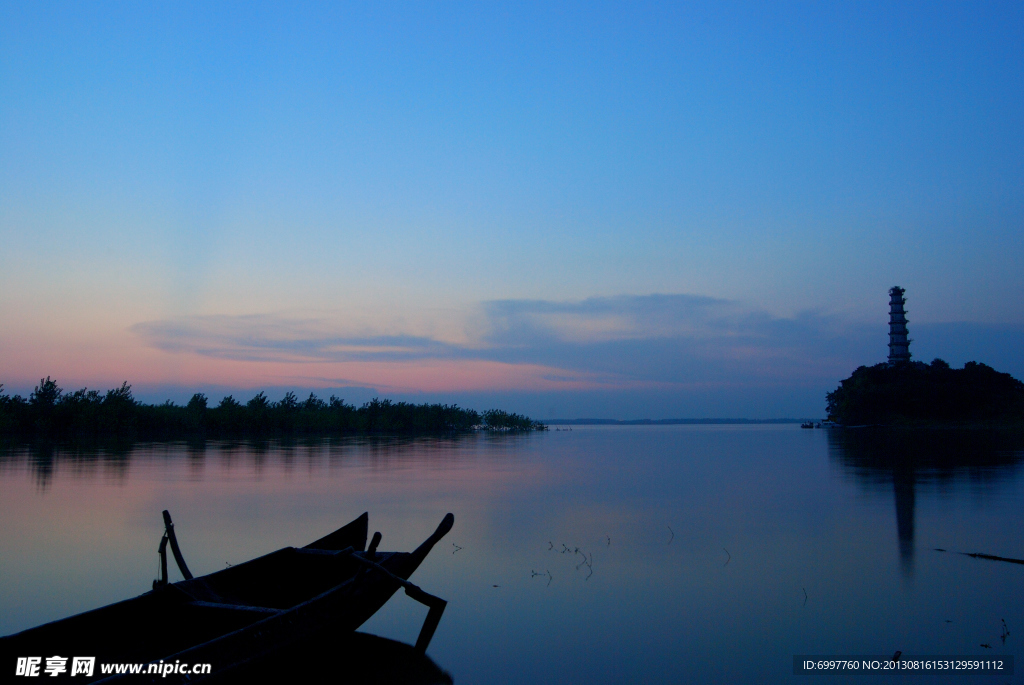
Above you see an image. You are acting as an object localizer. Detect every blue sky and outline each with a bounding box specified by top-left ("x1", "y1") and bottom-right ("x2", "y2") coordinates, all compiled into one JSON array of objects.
[{"x1": 1, "y1": 2, "x2": 1022, "y2": 418}]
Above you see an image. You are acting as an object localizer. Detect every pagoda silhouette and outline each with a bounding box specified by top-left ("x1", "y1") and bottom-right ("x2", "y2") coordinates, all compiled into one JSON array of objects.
[{"x1": 887, "y1": 286, "x2": 911, "y2": 364}]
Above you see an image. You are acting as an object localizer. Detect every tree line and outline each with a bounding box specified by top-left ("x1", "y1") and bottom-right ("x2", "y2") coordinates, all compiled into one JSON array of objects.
[{"x1": 0, "y1": 377, "x2": 546, "y2": 439}]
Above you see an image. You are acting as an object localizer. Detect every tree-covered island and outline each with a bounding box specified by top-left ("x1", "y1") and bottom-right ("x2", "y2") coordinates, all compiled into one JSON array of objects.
[
  {"x1": 826, "y1": 360, "x2": 1024, "y2": 427},
  {"x1": 0, "y1": 377, "x2": 546, "y2": 440}
]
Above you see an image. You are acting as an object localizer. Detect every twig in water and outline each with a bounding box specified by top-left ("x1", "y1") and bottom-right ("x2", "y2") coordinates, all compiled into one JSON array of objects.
[
  {"x1": 980, "y1": 644, "x2": 991, "y2": 649},
  {"x1": 666, "y1": 526, "x2": 674, "y2": 545},
  {"x1": 802, "y1": 588, "x2": 808, "y2": 606},
  {"x1": 723, "y1": 548, "x2": 731, "y2": 566},
  {"x1": 575, "y1": 550, "x2": 593, "y2": 571},
  {"x1": 548, "y1": 541, "x2": 554, "y2": 551},
  {"x1": 547, "y1": 570, "x2": 553, "y2": 586},
  {"x1": 935, "y1": 547, "x2": 1024, "y2": 565},
  {"x1": 561, "y1": 543, "x2": 570, "y2": 554},
  {"x1": 452, "y1": 543, "x2": 463, "y2": 554},
  {"x1": 606, "y1": 535, "x2": 611, "y2": 546},
  {"x1": 962, "y1": 551, "x2": 1024, "y2": 565},
  {"x1": 1001, "y1": 619, "x2": 1010, "y2": 644}
]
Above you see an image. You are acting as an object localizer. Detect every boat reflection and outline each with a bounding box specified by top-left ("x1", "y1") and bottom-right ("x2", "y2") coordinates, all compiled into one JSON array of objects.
[
  {"x1": 250, "y1": 630, "x2": 453, "y2": 684},
  {"x1": 827, "y1": 428, "x2": 1024, "y2": 578}
]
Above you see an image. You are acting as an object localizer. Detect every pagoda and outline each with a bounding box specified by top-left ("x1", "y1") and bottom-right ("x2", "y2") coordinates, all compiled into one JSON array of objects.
[{"x1": 887, "y1": 286, "x2": 911, "y2": 364}]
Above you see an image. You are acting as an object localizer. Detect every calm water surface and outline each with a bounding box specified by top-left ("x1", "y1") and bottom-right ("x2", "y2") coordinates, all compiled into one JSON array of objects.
[{"x1": 1, "y1": 426, "x2": 1022, "y2": 683}]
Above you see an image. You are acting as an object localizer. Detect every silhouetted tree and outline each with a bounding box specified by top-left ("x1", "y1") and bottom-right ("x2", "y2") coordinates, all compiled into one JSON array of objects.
[{"x1": 185, "y1": 393, "x2": 208, "y2": 433}]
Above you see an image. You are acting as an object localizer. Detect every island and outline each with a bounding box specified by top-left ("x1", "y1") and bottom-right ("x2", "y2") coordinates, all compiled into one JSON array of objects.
[
  {"x1": 826, "y1": 359, "x2": 1024, "y2": 427},
  {"x1": 0, "y1": 377, "x2": 546, "y2": 439}
]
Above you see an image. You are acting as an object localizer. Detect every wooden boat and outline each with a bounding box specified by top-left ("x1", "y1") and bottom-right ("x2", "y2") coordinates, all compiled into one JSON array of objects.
[{"x1": 1, "y1": 511, "x2": 454, "y2": 683}]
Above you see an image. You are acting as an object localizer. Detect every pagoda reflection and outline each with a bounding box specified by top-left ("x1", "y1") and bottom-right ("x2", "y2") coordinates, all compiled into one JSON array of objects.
[{"x1": 827, "y1": 428, "x2": 1024, "y2": 578}]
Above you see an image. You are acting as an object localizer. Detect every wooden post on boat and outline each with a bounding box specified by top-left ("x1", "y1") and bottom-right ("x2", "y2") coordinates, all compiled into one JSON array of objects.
[
  {"x1": 367, "y1": 531, "x2": 382, "y2": 560},
  {"x1": 162, "y1": 510, "x2": 194, "y2": 580},
  {"x1": 406, "y1": 585, "x2": 447, "y2": 653},
  {"x1": 154, "y1": 532, "x2": 170, "y2": 589}
]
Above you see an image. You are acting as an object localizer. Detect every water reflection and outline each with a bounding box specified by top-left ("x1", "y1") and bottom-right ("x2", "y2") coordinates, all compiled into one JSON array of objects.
[
  {"x1": 0, "y1": 440, "x2": 139, "y2": 489},
  {"x1": 0, "y1": 433, "x2": 527, "y2": 490},
  {"x1": 827, "y1": 428, "x2": 1024, "y2": 577},
  {"x1": 3, "y1": 426, "x2": 1022, "y2": 684}
]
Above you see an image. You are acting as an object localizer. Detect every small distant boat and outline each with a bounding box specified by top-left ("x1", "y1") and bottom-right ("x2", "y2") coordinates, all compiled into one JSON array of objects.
[
  {"x1": 800, "y1": 422, "x2": 815, "y2": 429},
  {"x1": 1, "y1": 511, "x2": 453, "y2": 683}
]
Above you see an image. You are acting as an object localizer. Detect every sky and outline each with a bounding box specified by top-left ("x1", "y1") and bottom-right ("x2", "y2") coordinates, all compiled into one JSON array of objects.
[{"x1": 1, "y1": 1, "x2": 1022, "y2": 418}]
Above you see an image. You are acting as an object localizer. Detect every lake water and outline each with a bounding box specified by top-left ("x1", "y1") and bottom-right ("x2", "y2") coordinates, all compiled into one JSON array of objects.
[{"x1": 1, "y1": 426, "x2": 1022, "y2": 683}]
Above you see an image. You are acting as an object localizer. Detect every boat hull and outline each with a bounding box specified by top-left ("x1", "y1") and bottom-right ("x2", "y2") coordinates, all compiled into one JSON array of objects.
[{"x1": 1, "y1": 512, "x2": 453, "y2": 684}]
